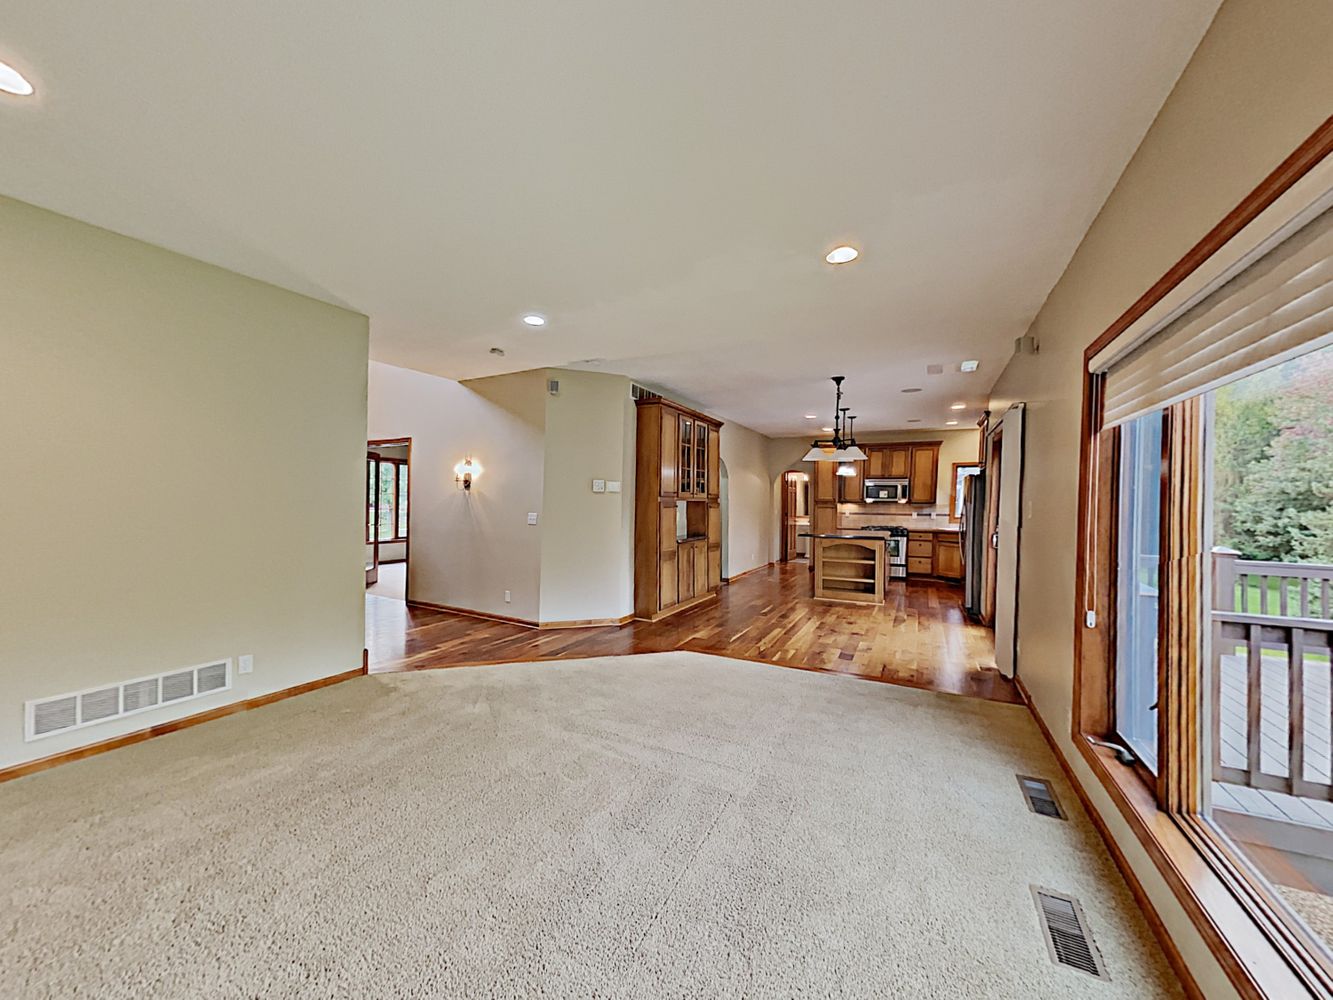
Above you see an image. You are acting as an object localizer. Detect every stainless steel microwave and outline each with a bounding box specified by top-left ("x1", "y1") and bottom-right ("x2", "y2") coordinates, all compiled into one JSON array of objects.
[{"x1": 863, "y1": 478, "x2": 910, "y2": 503}]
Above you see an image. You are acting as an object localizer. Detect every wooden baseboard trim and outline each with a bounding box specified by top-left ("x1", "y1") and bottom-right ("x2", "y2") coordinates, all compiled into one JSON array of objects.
[
  {"x1": 1014, "y1": 676, "x2": 1204, "y2": 1000},
  {"x1": 723, "y1": 561, "x2": 773, "y2": 584},
  {"x1": 407, "y1": 601, "x2": 635, "y2": 631},
  {"x1": 633, "y1": 591, "x2": 720, "y2": 623},
  {"x1": 407, "y1": 600, "x2": 540, "y2": 629},
  {"x1": 0, "y1": 665, "x2": 367, "y2": 785},
  {"x1": 538, "y1": 614, "x2": 634, "y2": 630}
]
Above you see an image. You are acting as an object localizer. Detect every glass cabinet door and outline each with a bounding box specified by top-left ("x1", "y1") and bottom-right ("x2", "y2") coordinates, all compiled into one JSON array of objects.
[
  {"x1": 679, "y1": 417, "x2": 694, "y2": 494},
  {"x1": 695, "y1": 424, "x2": 708, "y2": 494}
]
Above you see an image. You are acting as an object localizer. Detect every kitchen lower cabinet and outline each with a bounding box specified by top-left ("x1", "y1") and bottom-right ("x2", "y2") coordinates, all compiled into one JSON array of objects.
[{"x1": 934, "y1": 535, "x2": 963, "y2": 580}]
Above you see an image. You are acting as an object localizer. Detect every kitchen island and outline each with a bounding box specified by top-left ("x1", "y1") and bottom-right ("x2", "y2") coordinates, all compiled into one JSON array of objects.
[{"x1": 800, "y1": 533, "x2": 886, "y2": 604}]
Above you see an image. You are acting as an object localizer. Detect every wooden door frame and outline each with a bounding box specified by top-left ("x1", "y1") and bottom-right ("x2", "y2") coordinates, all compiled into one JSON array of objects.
[
  {"x1": 781, "y1": 470, "x2": 809, "y2": 562},
  {"x1": 981, "y1": 430, "x2": 1002, "y2": 625},
  {"x1": 368, "y1": 437, "x2": 412, "y2": 602}
]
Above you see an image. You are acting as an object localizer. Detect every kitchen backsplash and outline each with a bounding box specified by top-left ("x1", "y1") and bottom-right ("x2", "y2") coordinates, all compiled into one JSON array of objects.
[{"x1": 837, "y1": 507, "x2": 955, "y2": 530}]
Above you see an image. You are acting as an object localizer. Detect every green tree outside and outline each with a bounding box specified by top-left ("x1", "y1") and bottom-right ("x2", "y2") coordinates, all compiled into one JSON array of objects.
[{"x1": 1213, "y1": 344, "x2": 1333, "y2": 563}]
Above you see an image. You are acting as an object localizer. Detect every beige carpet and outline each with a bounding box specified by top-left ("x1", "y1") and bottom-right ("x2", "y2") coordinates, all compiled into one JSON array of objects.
[{"x1": 0, "y1": 652, "x2": 1180, "y2": 998}]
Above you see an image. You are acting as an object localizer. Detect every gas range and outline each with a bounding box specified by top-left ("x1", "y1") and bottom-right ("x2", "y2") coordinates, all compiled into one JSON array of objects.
[{"x1": 845, "y1": 525, "x2": 908, "y2": 577}]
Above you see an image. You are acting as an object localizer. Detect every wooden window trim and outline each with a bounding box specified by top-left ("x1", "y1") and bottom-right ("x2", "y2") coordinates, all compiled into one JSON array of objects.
[
  {"x1": 1068, "y1": 118, "x2": 1333, "y2": 999},
  {"x1": 947, "y1": 461, "x2": 981, "y2": 523}
]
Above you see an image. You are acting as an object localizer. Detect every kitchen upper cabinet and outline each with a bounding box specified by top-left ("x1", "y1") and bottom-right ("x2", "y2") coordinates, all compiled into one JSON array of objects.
[
  {"x1": 838, "y1": 459, "x2": 866, "y2": 502},
  {"x1": 867, "y1": 449, "x2": 890, "y2": 478},
  {"x1": 812, "y1": 459, "x2": 838, "y2": 503},
  {"x1": 886, "y1": 446, "x2": 911, "y2": 479},
  {"x1": 909, "y1": 444, "x2": 939, "y2": 504}
]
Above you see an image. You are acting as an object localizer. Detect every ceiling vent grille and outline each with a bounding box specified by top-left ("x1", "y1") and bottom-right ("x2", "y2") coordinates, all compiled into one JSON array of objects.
[
  {"x1": 1017, "y1": 774, "x2": 1066, "y2": 819},
  {"x1": 24, "y1": 659, "x2": 232, "y2": 742},
  {"x1": 1031, "y1": 887, "x2": 1109, "y2": 980}
]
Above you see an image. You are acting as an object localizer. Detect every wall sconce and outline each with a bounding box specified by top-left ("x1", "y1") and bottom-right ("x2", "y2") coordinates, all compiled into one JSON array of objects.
[{"x1": 454, "y1": 457, "x2": 482, "y2": 491}]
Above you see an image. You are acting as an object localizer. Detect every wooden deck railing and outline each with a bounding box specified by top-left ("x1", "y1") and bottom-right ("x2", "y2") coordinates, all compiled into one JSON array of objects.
[{"x1": 1213, "y1": 548, "x2": 1333, "y2": 800}]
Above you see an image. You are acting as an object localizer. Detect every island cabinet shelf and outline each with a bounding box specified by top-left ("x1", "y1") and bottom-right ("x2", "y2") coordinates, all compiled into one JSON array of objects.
[{"x1": 811, "y1": 537, "x2": 884, "y2": 604}]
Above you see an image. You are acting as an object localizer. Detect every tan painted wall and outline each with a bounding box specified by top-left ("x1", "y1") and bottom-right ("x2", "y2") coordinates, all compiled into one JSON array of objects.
[
  {"x1": 0, "y1": 195, "x2": 369, "y2": 770},
  {"x1": 367, "y1": 362, "x2": 546, "y2": 623},
  {"x1": 540, "y1": 370, "x2": 637, "y2": 623},
  {"x1": 719, "y1": 422, "x2": 773, "y2": 578},
  {"x1": 988, "y1": 1, "x2": 1333, "y2": 994}
]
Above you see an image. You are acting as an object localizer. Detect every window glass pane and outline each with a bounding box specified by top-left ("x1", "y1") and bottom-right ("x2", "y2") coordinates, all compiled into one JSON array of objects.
[
  {"x1": 367, "y1": 459, "x2": 377, "y2": 542},
  {"x1": 377, "y1": 462, "x2": 396, "y2": 542},
  {"x1": 1117, "y1": 409, "x2": 1163, "y2": 772},
  {"x1": 397, "y1": 465, "x2": 409, "y2": 538},
  {"x1": 954, "y1": 465, "x2": 980, "y2": 518},
  {"x1": 1204, "y1": 342, "x2": 1333, "y2": 959}
]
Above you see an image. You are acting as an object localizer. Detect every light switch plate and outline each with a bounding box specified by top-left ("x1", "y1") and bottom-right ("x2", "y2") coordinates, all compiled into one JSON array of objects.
[
  {"x1": 607, "y1": 480, "x2": 621, "y2": 493},
  {"x1": 527, "y1": 512, "x2": 538, "y2": 525},
  {"x1": 591, "y1": 479, "x2": 606, "y2": 493},
  {"x1": 238, "y1": 654, "x2": 254, "y2": 675}
]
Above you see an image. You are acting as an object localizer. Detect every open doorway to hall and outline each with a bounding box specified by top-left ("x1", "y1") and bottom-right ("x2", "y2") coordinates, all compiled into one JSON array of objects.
[
  {"x1": 366, "y1": 438, "x2": 411, "y2": 602},
  {"x1": 781, "y1": 470, "x2": 811, "y2": 562}
]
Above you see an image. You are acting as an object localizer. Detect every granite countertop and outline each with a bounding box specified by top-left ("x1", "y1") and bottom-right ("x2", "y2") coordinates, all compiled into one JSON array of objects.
[
  {"x1": 832, "y1": 524, "x2": 962, "y2": 534},
  {"x1": 798, "y1": 532, "x2": 894, "y2": 541}
]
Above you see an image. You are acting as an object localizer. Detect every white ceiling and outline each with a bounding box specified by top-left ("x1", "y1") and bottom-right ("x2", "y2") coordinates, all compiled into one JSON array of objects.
[{"x1": 0, "y1": 1, "x2": 1219, "y2": 435}]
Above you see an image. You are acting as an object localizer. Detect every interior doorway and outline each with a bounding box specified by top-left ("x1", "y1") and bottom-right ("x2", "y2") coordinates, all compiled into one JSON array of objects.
[
  {"x1": 781, "y1": 471, "x2": 811, "y2": 562},
  {"x1": 366, "y1": 438, "x2": 411, "y2": 602}
]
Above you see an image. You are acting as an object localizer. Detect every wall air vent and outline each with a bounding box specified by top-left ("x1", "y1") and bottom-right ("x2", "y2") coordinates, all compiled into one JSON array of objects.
[
  {"x1": 24, "y1": 659, "x2": 232, "y2": 742},
  {"x1": 1016, "y1": 775, "x2": 1066, "y2": 819},
  {"x1": 547, "y1": 378, "x2": 560, "y2": 396},
  {"x1": 631, "y1": 383, "x2": 660, "y2": 402},
  {"x1": 1031, "y1": 887, "x2": 1109, "y2": 980}
]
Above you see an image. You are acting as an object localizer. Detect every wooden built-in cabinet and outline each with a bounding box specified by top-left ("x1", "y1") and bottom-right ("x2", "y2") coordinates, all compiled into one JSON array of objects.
[
  {"x1": 905, "y1": 529, "x2": 964, "y2": 580},
  {"x1": 635, "y1": 399, "x2": 724, "y2": 620},
  {"x1": 934, "y1": 534, "x2": 963, "y2": 580}
]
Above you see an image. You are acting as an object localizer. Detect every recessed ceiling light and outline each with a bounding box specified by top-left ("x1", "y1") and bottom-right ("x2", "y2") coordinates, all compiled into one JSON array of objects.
[
  {"x1": 901, "y1": 387, "x2": 922, "y2": 394},
  {"x1": 822, "y1": 426, "x2": 834, "y2": 433},
  {"x1": 960, "y1": 360, "x2": 979, "y2": 372},
  {"x1": 946, "y1": 420, "x2": 959, "y2": 426},
  {"x1": 825, "y1": 245, "x2": 859, "y2": 265},
  {"x1": 804, "y1": 413, "x2": 818, "y2": 419},
  {"x1": 0, "y1": 60, "x2": 34, "y2": 97},
  {"x1": 522, "y1": 314, "x2": 547, "y2": 327},
  {"x1": 950, "y1": 402, "x2": 966, "y2": 410}
]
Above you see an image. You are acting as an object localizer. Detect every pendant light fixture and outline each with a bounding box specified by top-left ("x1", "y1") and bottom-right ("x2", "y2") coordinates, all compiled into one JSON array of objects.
[{"x1": 802, "y1": 377, "x2": 868, "y2": 463}]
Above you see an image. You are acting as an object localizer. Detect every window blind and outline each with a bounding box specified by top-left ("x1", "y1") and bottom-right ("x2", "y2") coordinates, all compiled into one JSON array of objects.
[{"x1": 1098, "y1": 205, "x2": 1333, "y2": 428}]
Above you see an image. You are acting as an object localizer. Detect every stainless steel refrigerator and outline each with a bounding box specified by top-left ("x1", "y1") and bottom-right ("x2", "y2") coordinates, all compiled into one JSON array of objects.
[{"x1": 961, "y1": 469, "x2": 987, "y2": 618}]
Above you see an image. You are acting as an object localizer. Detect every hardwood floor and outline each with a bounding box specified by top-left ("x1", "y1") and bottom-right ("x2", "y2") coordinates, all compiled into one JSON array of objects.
[{"x1": 367, "y1": 561, "x2": 1018, "y2": 704}]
